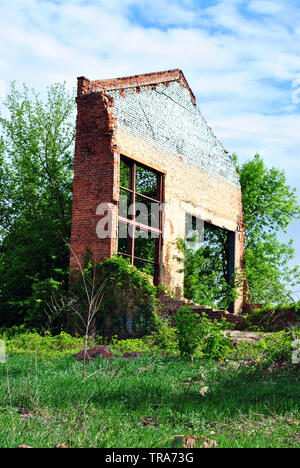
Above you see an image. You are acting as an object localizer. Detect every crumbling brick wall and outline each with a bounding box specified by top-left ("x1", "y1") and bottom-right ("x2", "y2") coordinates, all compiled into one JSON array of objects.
[
  {"x1": 70, "y1": 69, "x2": 245, "y2": 313},
  {"x1": 70, "y1": 88, "x2": 119, "y2": 271}
]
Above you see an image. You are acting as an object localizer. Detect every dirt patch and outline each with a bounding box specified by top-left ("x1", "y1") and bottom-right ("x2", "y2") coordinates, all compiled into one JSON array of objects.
[{"x1": 224, "y1": 330, "x2": 267, "y2": 345}]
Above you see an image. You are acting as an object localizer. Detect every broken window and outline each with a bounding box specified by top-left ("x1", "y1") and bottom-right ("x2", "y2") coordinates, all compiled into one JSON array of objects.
[
  {"x1": 184, "y1": 215, "x2": 236, "y2": 312},
  {"x1": 118, "y1": 156, "x2": 163, "y2": 284}
]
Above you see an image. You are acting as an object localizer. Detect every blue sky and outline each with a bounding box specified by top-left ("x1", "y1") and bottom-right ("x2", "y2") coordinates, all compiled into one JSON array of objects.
[{"x1": 0, "y1": 0, "x2": 299, "y2": 296}]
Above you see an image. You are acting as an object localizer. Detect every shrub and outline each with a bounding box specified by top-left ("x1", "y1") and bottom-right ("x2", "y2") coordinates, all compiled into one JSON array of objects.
[
  {"x1": 0, "y1": 324, "x2": 30, "y2": 339},
  {"x1": 26, "y1": 274, "x2": 68, "y2": 330},
  {"x1": 1, "y1": 330, "x2": 94, "y2": 359},
  {"x1": 69, "y1": 255, "x2": 158, "y2": 337},
  {"x1": 229, "y1": 328, "x2": 300, "y2": 366},
  {"x1": 175, "y1": 305, "x2": 234, "y2": 359},
  {"x1": 110, "y1": 336, "x2": 152, "y2": 355},
  {"x1": 256, "y1": 329, "x2": 300, "y2": 365},
  {"x1": 174, "y1": 305, "x2": 199, "y2": 356},
  {"x1": 197, "y1": 314, "x2": 234, "y2": 360},
  {"x1": 149, "y1": 313, "x2": 179, "y2": 354}
]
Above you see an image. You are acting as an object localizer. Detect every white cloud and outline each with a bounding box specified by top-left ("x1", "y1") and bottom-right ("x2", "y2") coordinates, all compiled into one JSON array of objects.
[
  {"x1": 1, "y1": 0, "x2": 299, "y2": 164},
  {"x1": 0, "y1": 0, "x2": 299, "y2": 265},
  {"x1": 248, "y1": 0, "x2": 286, "y2": 16}
]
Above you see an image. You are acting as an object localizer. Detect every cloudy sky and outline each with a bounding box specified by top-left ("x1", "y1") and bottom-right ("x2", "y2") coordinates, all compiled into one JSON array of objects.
[{"x1": 0, "y1": 0, "x2": 299, "y2": 294}]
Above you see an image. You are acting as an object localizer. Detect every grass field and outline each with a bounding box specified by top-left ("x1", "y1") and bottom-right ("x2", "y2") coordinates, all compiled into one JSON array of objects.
[{"x1": 0, "y1": 352, "x2": 299, "y2": 448}]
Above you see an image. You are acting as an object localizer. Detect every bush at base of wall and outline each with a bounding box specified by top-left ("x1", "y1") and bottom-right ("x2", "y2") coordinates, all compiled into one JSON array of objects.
[{"x1": 69, "y1": 255, "x2": 158, "y2": 337}]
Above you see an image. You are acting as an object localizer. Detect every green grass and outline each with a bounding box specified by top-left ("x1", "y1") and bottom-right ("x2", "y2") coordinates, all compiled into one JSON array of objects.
[{"x1": 0, "y1": 353, "x2": 299, "y2": 448}]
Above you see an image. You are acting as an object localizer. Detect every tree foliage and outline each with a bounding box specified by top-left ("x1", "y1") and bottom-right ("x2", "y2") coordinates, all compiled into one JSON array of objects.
[
  {"x1": 0, "y1": 82, "x2": 75, "y2": 326},
  {"x1": 179, "y1": 154, "x2": 300, "y2": 308},
  {"x1": 176, "y1": 224, "x2": 238, "y2": 310},
  {"x1": 237, "y1": 154, "x2": 300, "y2": 304}
]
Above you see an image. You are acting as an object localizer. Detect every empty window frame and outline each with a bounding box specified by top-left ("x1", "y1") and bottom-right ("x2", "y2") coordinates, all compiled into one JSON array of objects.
[
  {"x1": 118, "y1": 155, "x2": 164, "y2": 285},
  {"x1": 185, "y1": 215, "x2": 236, "y2": 313}
]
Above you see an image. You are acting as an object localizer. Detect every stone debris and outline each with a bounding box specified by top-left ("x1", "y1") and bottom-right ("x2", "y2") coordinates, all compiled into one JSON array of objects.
[
  {"x1": 18, "y1": 407, "x2": 33, "y2": 419},
  {"x1": 74, "y1": 345, "x2": 116, "y2": 361},
  {"x1": 141, "y1": 417, "x2": 158, "y2": 426},
  {"x1": 74, "y1": 346, "x2": 143, "y2": 360},
  {"x1": 224, "y1": 330, "x2": 266, "y2": 345},
  {"x1": 122, "y1": 352, "x2": 143, "y2": 358},
  {"x1": 171, "y1": 435, "x2": 217, "y2": 448}
]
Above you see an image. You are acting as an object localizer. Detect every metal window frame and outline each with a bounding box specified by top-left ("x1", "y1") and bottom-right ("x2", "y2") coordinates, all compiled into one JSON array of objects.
[{"x1": 118, "y1": 155, "x2": 164, "y2": 285}]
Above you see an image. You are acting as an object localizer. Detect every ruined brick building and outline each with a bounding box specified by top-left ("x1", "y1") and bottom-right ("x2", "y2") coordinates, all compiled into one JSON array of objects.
[{"x1": 70, "y1": 69, "x2": 245, "y2": 314}]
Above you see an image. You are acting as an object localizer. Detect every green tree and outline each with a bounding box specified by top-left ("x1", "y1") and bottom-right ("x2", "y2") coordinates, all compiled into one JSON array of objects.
[
  {"x1": 237, "y1": 154, "x2": 300, "y2": 304},
  {"x1": 176, "y1": 224, "x2": 238, "y2": 310},
  {"x1": 178, "y1": 154, "x2": 299, "y2": 308},
  {"x1": 0, "y1": 82, "x2": 75, "y2": 326}
]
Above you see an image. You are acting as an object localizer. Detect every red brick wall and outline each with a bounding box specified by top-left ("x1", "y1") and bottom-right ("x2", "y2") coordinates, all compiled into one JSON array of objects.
[
  {"x1": 70, "y1": 71, "x2": 245, "y2": 314},
  {"x1": 77, "y1": 70, "x2": 196, "y2": 105},
  {"x1": 69, "y1": 83, "x2": 119, "y2": 272},
  {"x1": 158, "y1": 294, "x2": 246, "y2": 329}
]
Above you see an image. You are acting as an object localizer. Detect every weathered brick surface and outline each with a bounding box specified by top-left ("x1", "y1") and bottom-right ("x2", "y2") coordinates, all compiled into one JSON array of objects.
[
  {"x1": 110, "y1": 81, "x2": 239, "y2": 187},
  {"x1": 69, "y1": 88, "x2": 119, "y2": 271},
  {"x1": 70, "y1": 69, "x2": 245, "y2": 314},
  {"x1": 74, "y1": 345, "x2": 116, "y2": 360},
  {"x1": 242, "y1": 303, "x2": 299, "y2": 331},
  {"x1": 77, "y1": 69, "x2": 196, "y2": 104},
  {"x1": 158, "y1": 294, "x2": 246, "y2": 329}
]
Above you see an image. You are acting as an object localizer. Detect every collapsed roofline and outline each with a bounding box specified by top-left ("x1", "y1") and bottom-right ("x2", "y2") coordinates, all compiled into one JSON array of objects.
[{"x1": 77, "y1": 69, "x2": 196, "y2": 105}]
